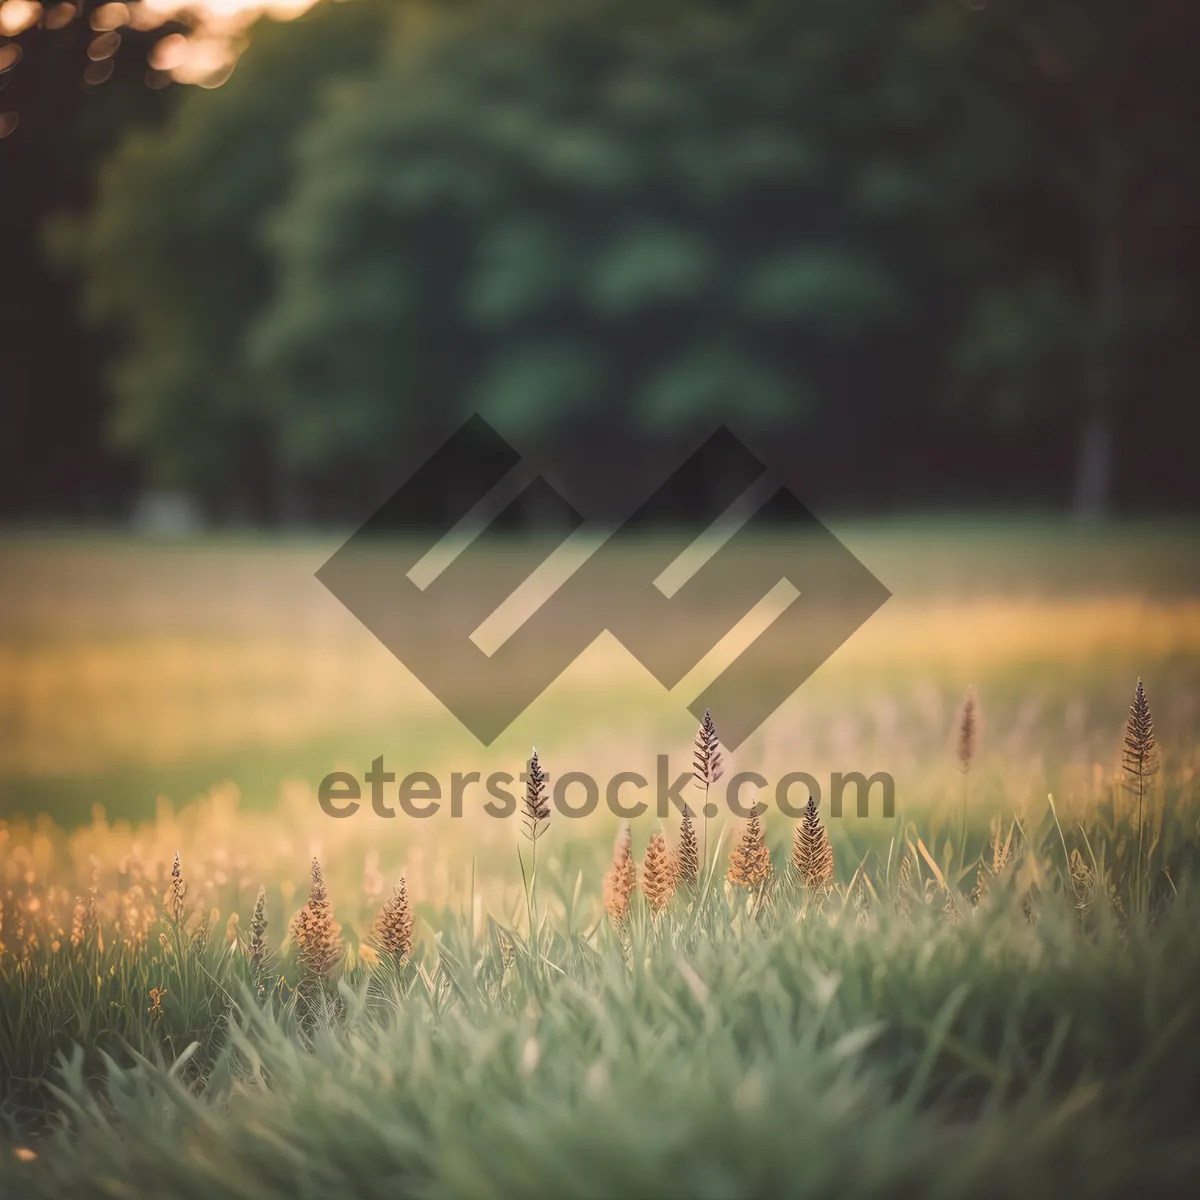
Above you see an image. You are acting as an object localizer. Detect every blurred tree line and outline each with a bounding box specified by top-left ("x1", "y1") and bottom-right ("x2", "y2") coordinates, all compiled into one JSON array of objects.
[
  {"x1": 0, "y1": 0, "x2": 178, "y2": 519},
  {"x1": 11, "y1": 0, "x2": 1200, "y2": 522}
]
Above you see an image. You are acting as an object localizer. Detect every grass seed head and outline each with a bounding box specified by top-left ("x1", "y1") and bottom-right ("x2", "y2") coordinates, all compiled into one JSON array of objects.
[
  {"x1": 792, "y1": 796, "x2": 834, "y2": 891},
  {"x1": 164, "y1": 850, "x2": 187, "y2": 924},
  {"x1": 727, "y1": 811, "x2": 772, "y2": 889},
  {"x1": 603, "y1": 822, "x2": 636, "y2": 925},
  {"x1": 693, "y1": 709, "x2": 724, "y2": 788},
  {"x1": 676, "y1": 809, "x2": 699, "y2": 890},
  {"x1": 642, "y1": 829, "x2": 675, "y2": 914},
  {"x1": 372, "y1": 876, "x2": 415, "y2": 961},
  {"x1": 1123, "y1": 678, "x2": 1159, "y2": 784},
  {"x1": 290, "y1": 858, "x2": 343, "y2": 979},
  {"x1": 70, "y1": 887, "x2": 97, "y2": 949},
  {"x1": 522, "y1": 748, "x2": 550, "y2": 843},
  {"x1": 956, "y1": 686, "x2": 980, "y2": 772},
  {"x1": 248, "y1": 885, "x2": 269, "y2": 971}
]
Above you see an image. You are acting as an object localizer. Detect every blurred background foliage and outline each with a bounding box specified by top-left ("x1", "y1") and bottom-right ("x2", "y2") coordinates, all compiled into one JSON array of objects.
[{"x1": 6, "y1": 0, "x2": 1200, "y2": 521}]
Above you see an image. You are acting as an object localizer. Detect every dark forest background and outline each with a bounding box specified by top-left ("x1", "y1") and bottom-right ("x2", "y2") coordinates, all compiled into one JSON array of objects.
[{"x1": 3, "y1": 0, "x2": 1200, "y2": 525}]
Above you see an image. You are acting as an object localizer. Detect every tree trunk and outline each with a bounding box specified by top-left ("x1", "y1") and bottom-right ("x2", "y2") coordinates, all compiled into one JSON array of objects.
[
  {"x1": 1073, "y1": 147, "x2": 1123, "y2": 523},
  {"x1": 1071, "y1": 410, "x2": 1113, "y2": 522}
]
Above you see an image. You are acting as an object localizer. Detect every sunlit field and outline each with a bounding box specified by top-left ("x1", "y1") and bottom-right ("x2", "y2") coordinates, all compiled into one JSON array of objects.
[{"x1": 2, "y1": 520, "x2": 1199, "y2": 1196}]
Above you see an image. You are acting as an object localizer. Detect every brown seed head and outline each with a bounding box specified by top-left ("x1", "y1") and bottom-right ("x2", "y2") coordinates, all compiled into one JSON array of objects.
[
  {"x1": 1122, "y1": 678, "x2": 1159, "y2": 783},
  {"x1": 642, "y1": 829, "x2": 676, "y2": 914},
  {"x1": 522, "y1": 748, "x2": 550, "y2": 842},
  {"x1": 956, "y1": 686, "x2": 979, "y2": 772},
  {"x1": 164, "y1": 850, "x2": 187, "y2": 924},
  {"x1": 791, "y1": 796, "x2": 834, "y2": 891},
  {"x1": 372, "y1": 876, "x2": 415, "y2": 961},
  {"x1": 290, "y1": 858, "x2": 343, "y2": 979},
  {"x1": 248, "y1": 885, "x2": 269, "y2": 971},
  {"x1": 676, "y1": 809, "x2": 699, "y2": 890},
  {"x1": 603, "y1": 822, "x2": 636, "y2": 925},
  {"x1": 727, "y1": 811, "x2": 772, "y2": 889},
  {"x1": 693, "y1": 709, "x2": 724, "y2": 788}
]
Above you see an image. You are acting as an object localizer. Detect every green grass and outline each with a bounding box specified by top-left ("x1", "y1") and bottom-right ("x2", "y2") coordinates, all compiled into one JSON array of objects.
[
  {"x1": 2, "y1": 521, "x2": 1199, "y2": 1195},
  {"x1": 3, "y1": 777, "x2": 1199, "y2": 1198}
]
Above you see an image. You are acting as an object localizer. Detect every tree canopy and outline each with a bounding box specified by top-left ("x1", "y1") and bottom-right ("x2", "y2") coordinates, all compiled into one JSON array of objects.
[
  {"x1": 63, "y1": 0, "x2": 395, "y2": 515},
  {"x1": 68, "y1": 0, "x2": 1200, "y2": 518}
]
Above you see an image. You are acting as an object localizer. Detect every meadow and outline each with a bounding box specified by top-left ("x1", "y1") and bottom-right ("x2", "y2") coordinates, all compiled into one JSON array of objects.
[{"x1": 1, "y1": 520, "x2": 1199, "y2": 1197}]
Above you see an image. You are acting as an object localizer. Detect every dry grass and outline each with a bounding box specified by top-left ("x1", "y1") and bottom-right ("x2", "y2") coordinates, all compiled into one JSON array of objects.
[{"x1": 0, "y1": 527, "x2": 1197, "y2": 785}]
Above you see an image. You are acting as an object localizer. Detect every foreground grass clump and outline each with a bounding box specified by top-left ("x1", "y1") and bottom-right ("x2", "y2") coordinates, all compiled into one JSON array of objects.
[
  {"x1": 3, "y1": 878, "x2": 1200, "y2": 1199},
  {"x1": 2, "y1": 683, "x2": 1198, "y2": 1195}
]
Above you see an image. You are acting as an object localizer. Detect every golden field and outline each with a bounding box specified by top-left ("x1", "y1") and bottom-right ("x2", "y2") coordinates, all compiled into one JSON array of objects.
[
  {"x1": 2, "y1": 522, "x2": 1200, "y2": 1200},
  {"x1": 0, "y1": 520, "x2": 1197, "y2": 947}
]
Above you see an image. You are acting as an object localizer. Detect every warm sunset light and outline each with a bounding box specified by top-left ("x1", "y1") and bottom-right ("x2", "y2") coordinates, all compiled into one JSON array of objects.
[
  {"x1": 0, "y1": 0, "x2": 43, "y2": 35},
  {"x1": 127, "y1": 0, "x2": 322, "y2": 82},
  {"x1": 3, "y1": 3, "x2": 1199, "y2": 1197}
]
